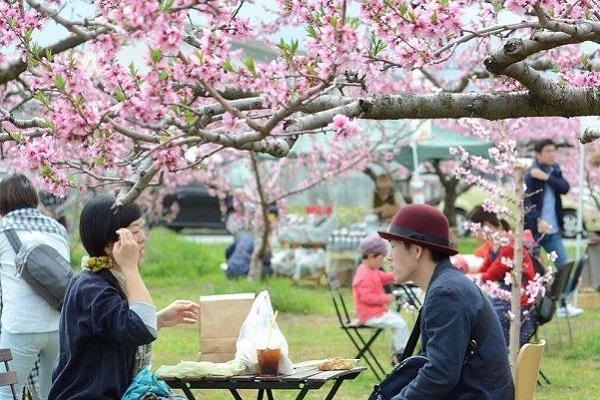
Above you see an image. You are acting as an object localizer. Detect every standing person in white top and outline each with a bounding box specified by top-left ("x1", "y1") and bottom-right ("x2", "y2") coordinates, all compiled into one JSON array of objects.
[{"x1": 0, "y1": 174, "x2": 70, "y2": 400}]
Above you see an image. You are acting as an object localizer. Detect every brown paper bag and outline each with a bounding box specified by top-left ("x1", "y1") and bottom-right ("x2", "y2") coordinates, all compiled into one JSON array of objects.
[{"x1": 199, "y1": 293, "x2": 255, "y2": 362}]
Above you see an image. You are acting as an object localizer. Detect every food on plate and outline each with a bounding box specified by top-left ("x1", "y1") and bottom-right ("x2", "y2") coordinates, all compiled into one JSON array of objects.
[{"x1": 316, "y1": 357, "x2": 356, "y2": 371}]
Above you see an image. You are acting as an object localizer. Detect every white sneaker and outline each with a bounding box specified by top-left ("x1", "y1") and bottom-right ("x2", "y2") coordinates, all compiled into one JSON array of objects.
[{"x1": 556, "y1": 304, "x2": 584, "y2": 318}]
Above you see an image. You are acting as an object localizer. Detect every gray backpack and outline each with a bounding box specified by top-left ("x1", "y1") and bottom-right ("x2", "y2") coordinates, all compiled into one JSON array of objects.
[{"x1": 4, "y1": 229, "x2": 73, "y2": 311}]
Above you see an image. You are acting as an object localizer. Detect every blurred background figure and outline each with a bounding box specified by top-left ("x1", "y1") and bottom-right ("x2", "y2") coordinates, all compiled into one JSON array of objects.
[
  {"x1": 38, "y1": 191, "x2": 69, "y2": 230},
  {"x1": 466, "y1": 205, "x2": 536, "y2": 347},
  {"x1": 372, "y1": 174, "x2": 400, "y2": 223}
]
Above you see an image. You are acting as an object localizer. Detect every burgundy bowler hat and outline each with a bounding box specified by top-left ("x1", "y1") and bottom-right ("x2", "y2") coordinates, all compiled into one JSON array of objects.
[{"x1": 378, "y1": 204, "x2": 458, "y2": 256}]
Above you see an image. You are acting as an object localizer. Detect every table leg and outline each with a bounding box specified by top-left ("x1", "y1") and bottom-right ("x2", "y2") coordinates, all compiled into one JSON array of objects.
[
  {"x1": 322, "y1": 379, "x2": 344, "y2": 400},
  {"x1": 229, "y1": 389, "x2": 244, "y2": 400},
  {"x1": 181, "y1": 385, "x2": 197, "y2": 400},
  {"x1": 292, "y1": 385, "x2": 310, "y2": 400}
]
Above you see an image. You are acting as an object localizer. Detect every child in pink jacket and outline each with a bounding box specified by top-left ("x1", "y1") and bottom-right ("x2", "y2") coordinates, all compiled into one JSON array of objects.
[{"x1": 352, "y1": 233, "x2": 409, "y2": 364}]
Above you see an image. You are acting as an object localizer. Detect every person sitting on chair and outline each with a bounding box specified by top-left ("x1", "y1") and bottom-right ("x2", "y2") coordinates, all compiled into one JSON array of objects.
[
  {"x1": 466, "y1": 205, "x2": 536, "y2": 348},
  {"x1": 352, "y1": 233, "x2": 409, "y2": 365}
]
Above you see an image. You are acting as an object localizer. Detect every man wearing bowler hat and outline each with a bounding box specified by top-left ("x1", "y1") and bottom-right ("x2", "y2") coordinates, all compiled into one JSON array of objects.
[{"x1": 378, "y1": 204, "x2": 514, "y2": 400}]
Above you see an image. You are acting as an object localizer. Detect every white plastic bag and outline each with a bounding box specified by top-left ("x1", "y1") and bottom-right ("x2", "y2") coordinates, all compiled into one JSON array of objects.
[{"x1": 234, "y1": 290, "x2": 294, "y2": 375}]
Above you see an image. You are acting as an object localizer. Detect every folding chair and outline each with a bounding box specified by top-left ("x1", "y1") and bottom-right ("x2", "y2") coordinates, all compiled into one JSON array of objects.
[
  {"x1": 0, "y1": 348, "x2": 19, "y2": 400},
  {"x1": 515, "y1": 340, "x2": 546, "y2": 400},
  {"x1": 393, "y1": 283, "x2": 422, "y2": 311},
  {"x1": 549, "y1": 260, "x2": 577, "y2": 346},
  {"x1": 528, "y1": 260, "x2": 574, "y2": 386},
  {"x1": 327, "y1": 281, "x2": 386, "y2": 380}
]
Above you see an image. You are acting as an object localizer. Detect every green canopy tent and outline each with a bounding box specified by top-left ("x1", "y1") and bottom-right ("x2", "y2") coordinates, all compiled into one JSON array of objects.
[{"x1": 378, "y1": 124, "x2": 494, "y2": 170}]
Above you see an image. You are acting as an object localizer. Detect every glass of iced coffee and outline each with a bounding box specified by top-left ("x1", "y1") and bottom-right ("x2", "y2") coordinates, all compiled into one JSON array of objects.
[{"x1": 257, "y1": 348, "x2": 281, "y2": 376}]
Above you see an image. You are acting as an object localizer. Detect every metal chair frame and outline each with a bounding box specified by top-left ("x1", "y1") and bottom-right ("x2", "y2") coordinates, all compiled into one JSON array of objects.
[{"x1": 327, "y1": 284, "x2": 386, "y2": 380}]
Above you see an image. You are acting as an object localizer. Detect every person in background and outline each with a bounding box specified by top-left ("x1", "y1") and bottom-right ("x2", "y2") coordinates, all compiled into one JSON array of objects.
[
  {"x1": 49, "y1": 195, "x2": 199, "y2": 399},
  {"x1": 38, "y1": 191, "x2": 69, "y2": 230},
  {"x1": 378, "y1": 204, "x2": 513, "y2": 399},
  {"x1": 352, "y1": 233, "x2": 409, "y2": 365},
  {"x1": 0, "y1": 174, "x2": 69, "y2": 400},
  {"x1": 372, "y1": 174, "x2": 400, "y2": 223},
  {"x1": 524, "y1": 138, "x2": 582, "y2": 317},
  {"x1": 467, "y1": 205, "x2": 536, "y2": 347},
  {"x1": 222, "y1": 211, "x2": 274, "y2": 279}
]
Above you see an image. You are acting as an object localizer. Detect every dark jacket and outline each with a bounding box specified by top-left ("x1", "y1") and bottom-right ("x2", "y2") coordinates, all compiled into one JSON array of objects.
[
  {"x1": 49, "y1": 270, "x2": 156, "y2": 400},
  {"x1": 524, "y1": 160, "x2": 570, "y2": 236},
  {"x1": 396, "y1": 260, "x2": 514, "y2": 400}
]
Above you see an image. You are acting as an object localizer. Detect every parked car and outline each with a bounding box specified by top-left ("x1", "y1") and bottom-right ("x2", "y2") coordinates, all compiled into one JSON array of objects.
[
  {"x1": 155, "y1": 183, "x2": 280, "y2": 233},
  {"x1": 157, "y1": 184, "x2": 229, "y2": 232}
]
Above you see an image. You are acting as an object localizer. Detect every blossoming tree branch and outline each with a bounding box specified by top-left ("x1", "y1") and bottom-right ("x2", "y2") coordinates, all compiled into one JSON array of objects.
[{"x1": 1, "y1": 0, "x2": 599, "y2": 202}]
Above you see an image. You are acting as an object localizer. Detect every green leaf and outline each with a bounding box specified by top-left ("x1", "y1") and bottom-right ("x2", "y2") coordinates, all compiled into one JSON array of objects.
[
  {"x1": 41, "y1": 119, "x2": 56, "y2": 131},
  {"x1": 430, "y1": 11, "x2": 438, "y2": 24},
  {"x1": 150, "y1": 48, "x2": 163, "y2": 64},
  {"x1": 306, "y1": 25, "x2": 318, "y2": 39},
  {"x1": 398, "y1": 2, "x2": 408, "y2": 15},
  {"x1": 244, "y1": 58, "x2": 256, "y2": 75},
  {"x1": 159, "y1": 70, "x2": 169, "y2": 81},
  {"x1": 223, "y1": 59, "x2": 234, "y2": 72},
  {"x1": 114, "y1": 88, "x2": 126, "y2": 102},
  {"x1": 93, "y1": 155, "x2": 107, "y2": 166},
  {"x1": 184, "y1": 109, "x2": 196, "y2": 124},
  {"x1": 54, "y1": 75, "x2": 66, "y2": 91},
  {"x1": 160, "y1": 0, "x2": 174, "y2": 12},
  {"x1": 33, "y1": 92, "x2": 50, "y2": 107},
  {"x1": 129, "y1": 62, "x2": 138, "y2": 77},
  {"x1": 22, "y1": 28, "x2": 33, "y2": 44},
  {"x1": 290, "y1": 39, "x2": 298, "y2": 54},
  {"x1": 45, "y1": 49, "x2": 54, "y2": 62},
  {"x1": 277, "y1": 38, "x2": 289, "y2": 52}
]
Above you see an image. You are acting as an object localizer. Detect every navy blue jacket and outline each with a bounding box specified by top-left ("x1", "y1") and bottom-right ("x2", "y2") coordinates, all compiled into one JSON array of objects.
[
  {"x1": 49, "y1": 270, "x2": 156, "y2": 400},
  {"x1": 524, "y1": 160, "x2": 570, "y2": 237},
  {"x1": 396, "y1": 260, "x2": 514, "y2": 400}
]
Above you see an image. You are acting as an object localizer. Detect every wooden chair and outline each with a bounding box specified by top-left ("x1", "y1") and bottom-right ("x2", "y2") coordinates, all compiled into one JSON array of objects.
[
  {"x1": 0, "y1": 348, "x2": 19, "y2": 400},
  {"x1": 515, "y1": 340, "x2": 546, "y2": 400}
]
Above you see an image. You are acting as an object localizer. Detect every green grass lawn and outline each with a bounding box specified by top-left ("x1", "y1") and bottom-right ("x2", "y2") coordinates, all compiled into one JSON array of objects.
[{"x1": 129, "y1": 228, "x2": 600, "y2": 399}]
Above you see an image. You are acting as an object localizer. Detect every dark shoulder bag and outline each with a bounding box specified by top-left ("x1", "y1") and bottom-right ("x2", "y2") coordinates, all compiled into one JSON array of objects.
[{"x1": 368, "y1": 288, "x2": 494, "y2": 400}]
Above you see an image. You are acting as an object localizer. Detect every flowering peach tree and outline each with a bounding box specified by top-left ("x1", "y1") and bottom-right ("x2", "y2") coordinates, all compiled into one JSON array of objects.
[{"x1": 1, "y1": 0, "x2": 599, "y2": 204}]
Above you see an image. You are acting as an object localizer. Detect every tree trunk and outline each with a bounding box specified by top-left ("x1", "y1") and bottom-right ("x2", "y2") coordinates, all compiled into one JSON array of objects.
[
  {"x1": 508, "y1": 165, "x2": 525, "y2": 375},
  {"x1": 247, "y1": 152, "x2": 271, "y2": 281},
  {"x1": 433, "y1": 162, "x2": 459, "y2": 227}
]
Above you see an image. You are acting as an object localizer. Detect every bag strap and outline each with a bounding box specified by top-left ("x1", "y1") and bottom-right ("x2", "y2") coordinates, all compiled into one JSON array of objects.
[
  {"x1": 399, "y1": 311, "x2": 421, "y2": 361},
  {"x1": 464, "y1": 286, "x2": 494, "y2": 364},
  {"x1": 4, "y1": 230, "x2": 23, "y2": 253},
  {"x1": 400, "y1": 286, "x2": 494, "y2": 364}
]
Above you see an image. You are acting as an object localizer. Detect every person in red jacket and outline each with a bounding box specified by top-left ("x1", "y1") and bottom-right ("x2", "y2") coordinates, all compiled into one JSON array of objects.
[
  {"x1": 352, "y1": 233, "x2": 409, "y2": 364},
  {"x1": 467, "y1": 205, "x2": 536, "y2": 347}
]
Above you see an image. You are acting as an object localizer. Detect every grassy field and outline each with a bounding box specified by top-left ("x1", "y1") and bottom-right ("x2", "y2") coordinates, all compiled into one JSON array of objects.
[{"x1": 105, "y1": 228, "x2": 600, "y2": 400}]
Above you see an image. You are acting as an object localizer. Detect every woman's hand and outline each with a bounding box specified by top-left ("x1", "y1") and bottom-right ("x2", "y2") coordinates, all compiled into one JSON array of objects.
[
  {"x1": 157, "y1": 300, "x2": 200, "y2": 330},
  {"x1": 112, "y1": 228, "x2": 140, "y2": 271}
]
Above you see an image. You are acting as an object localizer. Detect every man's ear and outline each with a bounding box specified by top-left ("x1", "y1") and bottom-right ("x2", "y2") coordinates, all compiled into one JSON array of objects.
[{"x1": 413, "y1": 245, "x2": 423, "y2": 259}]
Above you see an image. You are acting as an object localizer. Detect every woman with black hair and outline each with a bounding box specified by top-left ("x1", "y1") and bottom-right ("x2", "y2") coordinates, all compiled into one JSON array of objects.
[{"x1": 49, "y1": 195, "x2": 199, "y2": 399}]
